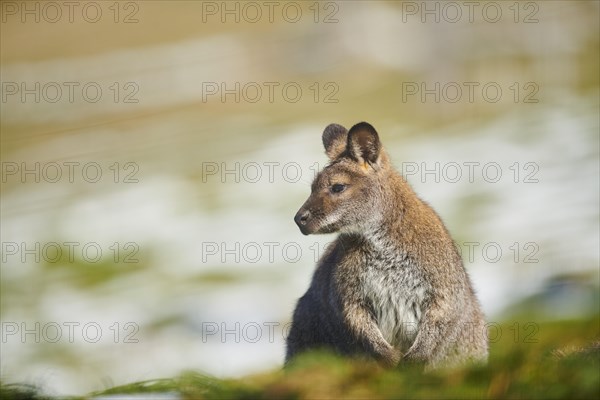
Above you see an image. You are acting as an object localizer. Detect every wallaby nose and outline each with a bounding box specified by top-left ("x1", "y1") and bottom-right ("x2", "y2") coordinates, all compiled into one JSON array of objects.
[{"x1": 294, "y1": 209, "x2": 311, "y2": 227}]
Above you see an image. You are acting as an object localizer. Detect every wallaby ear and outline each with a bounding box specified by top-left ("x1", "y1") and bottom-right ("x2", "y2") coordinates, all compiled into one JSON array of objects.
[
  {"x1": 322, "y1": 123, "x2": 348, "y2": 160},
  {"x1": 347, "y1": 122, "x2": 381, "y2": 165}
]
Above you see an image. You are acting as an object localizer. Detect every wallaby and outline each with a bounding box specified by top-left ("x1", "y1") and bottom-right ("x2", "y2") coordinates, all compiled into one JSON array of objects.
[{"x1": 286, "y1": 122, "x2": 488, "y2": 369}]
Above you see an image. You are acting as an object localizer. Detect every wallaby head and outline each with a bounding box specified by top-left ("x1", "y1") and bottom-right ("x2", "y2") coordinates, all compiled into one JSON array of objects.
[{"x1": 294, "y1": 122, "x2": 393, "y2": 235}]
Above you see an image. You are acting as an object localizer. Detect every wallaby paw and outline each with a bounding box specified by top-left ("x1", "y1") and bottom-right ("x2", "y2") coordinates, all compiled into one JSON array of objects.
[{"x1": 380, "y1": 347, "x2": 402, "y2": 367}]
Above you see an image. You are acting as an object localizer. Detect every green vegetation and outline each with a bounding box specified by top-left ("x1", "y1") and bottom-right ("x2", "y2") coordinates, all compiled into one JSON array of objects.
[{"x1": 2, "y1": 317, "x2": 598, "y2": 400}]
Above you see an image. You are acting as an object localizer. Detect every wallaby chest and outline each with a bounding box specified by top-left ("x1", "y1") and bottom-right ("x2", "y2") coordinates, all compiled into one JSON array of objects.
[{"x1": 357, "y1": 248, "x2": 426, "y2": 348}]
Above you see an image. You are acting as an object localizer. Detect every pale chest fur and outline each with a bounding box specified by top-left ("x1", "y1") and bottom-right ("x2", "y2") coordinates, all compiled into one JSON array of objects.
[{"x1": 359, "y1": 248, "x2": 427, "y2": 349}]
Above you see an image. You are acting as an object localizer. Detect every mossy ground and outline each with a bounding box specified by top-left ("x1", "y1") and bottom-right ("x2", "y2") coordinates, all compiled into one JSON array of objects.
[{"x1": 2, "y1": 317, "x2": 598, "y2": 400}]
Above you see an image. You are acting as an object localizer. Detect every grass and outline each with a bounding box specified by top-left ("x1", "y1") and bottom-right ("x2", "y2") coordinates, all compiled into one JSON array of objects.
[{"x1": 2, "y1": 317, "x2": 598, "y2": 400}]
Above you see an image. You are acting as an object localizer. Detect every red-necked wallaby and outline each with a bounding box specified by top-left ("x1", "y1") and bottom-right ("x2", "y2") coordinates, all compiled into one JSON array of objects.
[{"x1": 286, "y1": 122, "x2": 488, "y2": 369}]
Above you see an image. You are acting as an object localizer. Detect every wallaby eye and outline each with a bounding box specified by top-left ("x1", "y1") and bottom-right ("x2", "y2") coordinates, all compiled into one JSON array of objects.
[{"x1": 330, "y1": 183, "x2": 346, "y2": 194}]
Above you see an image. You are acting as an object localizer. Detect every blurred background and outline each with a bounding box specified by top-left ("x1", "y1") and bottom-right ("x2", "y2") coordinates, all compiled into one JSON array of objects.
[{"x1": 1, "y1": 0, "x2": 598, "y2": 396}]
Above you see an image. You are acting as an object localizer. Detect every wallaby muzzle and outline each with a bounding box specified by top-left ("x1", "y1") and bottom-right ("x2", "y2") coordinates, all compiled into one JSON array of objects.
[{"x1": 294, "y1": 207, "x2": 313, "y2": 235}]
